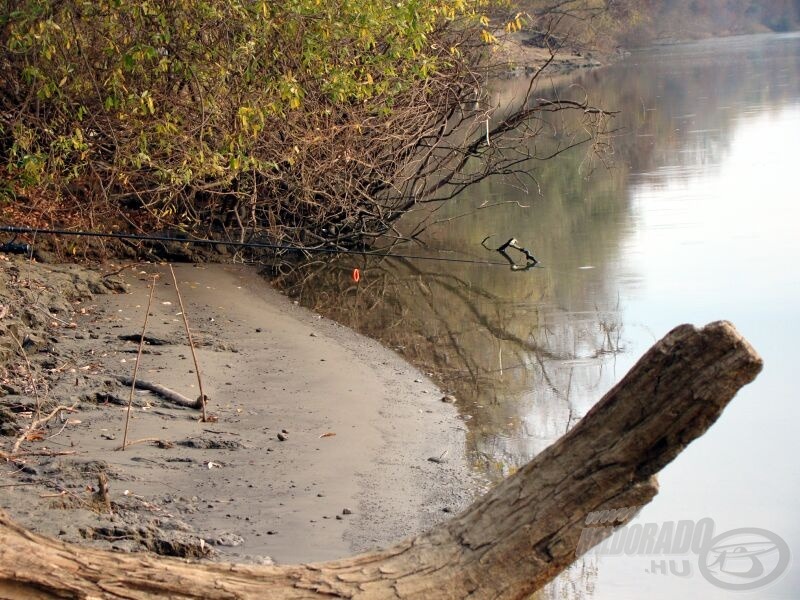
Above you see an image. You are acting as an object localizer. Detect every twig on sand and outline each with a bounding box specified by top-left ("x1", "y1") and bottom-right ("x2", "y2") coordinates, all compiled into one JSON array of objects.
[
  {"x1": 169, "y1": 264, "x2": 208, "y2": 421},
  {"x1": 94, "y1": 472, "x2": 112, "y2": 514},
  {"x1": 121, "y1": 274, "x2": 158, "y2": 450},
  {"x1": 1, "y1": 449, "x2": 76, "y2": 460},
  {"x1": 7, "y1": 330, "x2": 43, "y2": 419},
  {"x1": 32, "y1": 304, "x2": 75, "y2": 328},
  {"x1": 115, "y1": 376, "x2": 203, "y2": 409},
  {"x1": 44, "y1": 416, "x2": 74, "y2": 440},
  {"x1": 102, "y1": 264, "x2": 137, "y2": 280},
  {"x1": 10, "y1": 404, "x2": 78, "y2": 455},
  {"x1": 39, "y1": 488, "x2": 91, "y2": 510},
  {"x1": 114, "y1": 437, "x2": 173, "y2": 450}
]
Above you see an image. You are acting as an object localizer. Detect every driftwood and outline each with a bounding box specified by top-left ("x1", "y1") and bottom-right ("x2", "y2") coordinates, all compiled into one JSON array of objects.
[
  {"x1": 496, "y1": 237, "x2": 537, "y2": 263},
  {"x1": 115, "y1": 375, "x2": 204, "y2": 409},
  {"x1": 0, "y1": 321, "x2": 762, "y2": 599},
  {"x1": 481, "y1": 235, "x2": 539, "y2": 269}
]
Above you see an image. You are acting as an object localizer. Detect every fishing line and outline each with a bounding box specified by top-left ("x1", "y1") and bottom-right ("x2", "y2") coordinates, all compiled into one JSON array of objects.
[
  {"x1": 3, "y1": 225, "x2": 502, "y2": 265},
  {"x1": 0, "y1": 225, "x2": 531, "y2": 268}
]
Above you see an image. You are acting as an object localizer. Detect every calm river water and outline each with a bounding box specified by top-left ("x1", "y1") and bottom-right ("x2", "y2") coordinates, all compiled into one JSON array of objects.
[{"x1": 277, "y1": 32, "x2": 799, "y2": 598}]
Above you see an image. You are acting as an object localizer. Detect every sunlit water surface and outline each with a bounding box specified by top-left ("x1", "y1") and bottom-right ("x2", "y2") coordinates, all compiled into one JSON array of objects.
[{"x1": 276, "y1": 33, "x2": 800, "y2": 598}]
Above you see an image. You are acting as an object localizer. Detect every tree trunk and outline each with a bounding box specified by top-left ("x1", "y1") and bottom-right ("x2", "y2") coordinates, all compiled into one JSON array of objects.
[{"x1": 0, "y1": 321, "x2": 762, "y2": 599}]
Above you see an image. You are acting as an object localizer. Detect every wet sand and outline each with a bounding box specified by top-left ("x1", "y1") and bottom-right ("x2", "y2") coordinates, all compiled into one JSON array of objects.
[{"x1": 0, "y1": 261, "x2": 477, "y2": 564}]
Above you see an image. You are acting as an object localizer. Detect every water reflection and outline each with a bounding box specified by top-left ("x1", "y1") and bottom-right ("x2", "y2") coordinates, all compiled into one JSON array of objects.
[
  {"x1": 586, "y1": 33, "x2": 800, "y2": 176},
  {"x1": 272, "y1": 32, "x2": 800, "y2": 599},
  {"x1": 273, "y1": 142, "x2": 631, "y2": 480}
]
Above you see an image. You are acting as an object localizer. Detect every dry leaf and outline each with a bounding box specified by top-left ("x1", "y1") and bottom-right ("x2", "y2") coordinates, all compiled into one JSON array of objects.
[{"x1": 319, "y1": 432, "x2": 336, "y2": 438}]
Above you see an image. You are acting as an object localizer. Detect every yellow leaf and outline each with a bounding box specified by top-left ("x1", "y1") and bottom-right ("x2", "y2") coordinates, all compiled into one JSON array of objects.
[{"x1": 481, "y1": 29, "x2": 497, "y2": 44}]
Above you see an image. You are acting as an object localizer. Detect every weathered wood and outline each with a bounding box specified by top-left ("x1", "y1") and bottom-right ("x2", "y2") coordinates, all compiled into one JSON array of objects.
[
  {"x1": 116, "y1": 375, "x2": 203, "y2": 409},
  {"x1": 0, "y1": 321, "x2": 762, "y2": 599}
]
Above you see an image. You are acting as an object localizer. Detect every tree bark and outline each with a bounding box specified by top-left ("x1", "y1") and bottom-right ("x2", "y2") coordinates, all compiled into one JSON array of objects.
[
  {"x1": 0, "y1": 321, "x2": 762, "y2": 599},
  {"x1": 115, "y1": 376, "x2": 203, "y2": 409}
]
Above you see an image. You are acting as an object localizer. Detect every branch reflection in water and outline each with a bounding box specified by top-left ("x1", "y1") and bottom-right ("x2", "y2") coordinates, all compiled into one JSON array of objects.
[{"x1": 271, "y1": 253, "x2": 625, "y2": 482}]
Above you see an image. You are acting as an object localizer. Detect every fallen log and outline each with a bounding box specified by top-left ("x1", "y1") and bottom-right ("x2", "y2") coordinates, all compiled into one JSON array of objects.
[
  {"x1": 0, "y1": 321, "x2": 762, "y2": 599},
  {"x1": 115, "y1": 375, "x2": 204, "y2": 409}
]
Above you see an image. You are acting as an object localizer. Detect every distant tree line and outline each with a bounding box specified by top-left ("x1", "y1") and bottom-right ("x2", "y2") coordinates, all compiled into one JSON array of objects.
[
  {"x1": 611, "y1": 0, "x2": 800, "y2": 44},
  {"x1": 521, "y1": 0, "x2": 800, "y2": 47}
]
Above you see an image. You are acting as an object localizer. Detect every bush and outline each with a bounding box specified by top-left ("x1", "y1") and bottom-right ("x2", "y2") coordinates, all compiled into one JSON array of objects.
[{"x1": 1, "y1": 0, "x2": 494, "y2": 246}]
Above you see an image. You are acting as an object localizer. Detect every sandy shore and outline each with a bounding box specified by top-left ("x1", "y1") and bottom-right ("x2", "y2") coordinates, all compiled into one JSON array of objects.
[
  {"x1": 0, "y1": 259, "x2": 478, "y2": 564},
  {"x1": 493, "y1": 32, "x2": 606, "y2": 75}
]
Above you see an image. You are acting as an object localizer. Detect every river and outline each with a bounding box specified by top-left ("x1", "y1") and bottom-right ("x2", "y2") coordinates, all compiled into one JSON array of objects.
[{"x1": 275, "y1": 32, "x2": 800, "y2": 598}]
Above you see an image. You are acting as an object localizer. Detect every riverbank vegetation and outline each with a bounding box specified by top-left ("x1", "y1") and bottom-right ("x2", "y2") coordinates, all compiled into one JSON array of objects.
[
  {"x1": 0, "y1": 1, "x2": 559, "y2": 251},
  {"x1": 2, "y1": 1, "x2": 798, "y2": 257},
  {"x1": 0, "y1": 0, "x2": 617, "y2": 256}
]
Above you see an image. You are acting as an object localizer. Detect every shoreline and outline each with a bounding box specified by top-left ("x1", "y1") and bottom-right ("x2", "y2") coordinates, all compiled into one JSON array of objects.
[
  {"x1": 492, "y1": 32, "x2": 608, "y2": 78},
  {"x1": 0, "y1": 258, "x2": 478, "y2": 564}
]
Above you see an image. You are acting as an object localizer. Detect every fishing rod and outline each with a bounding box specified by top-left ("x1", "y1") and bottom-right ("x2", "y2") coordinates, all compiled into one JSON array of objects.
[{"x1": 0, "y1": 225, "x2": 534, "y2": 268}]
